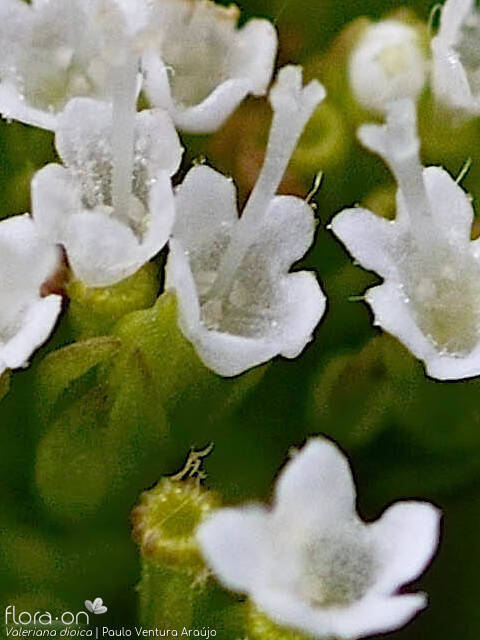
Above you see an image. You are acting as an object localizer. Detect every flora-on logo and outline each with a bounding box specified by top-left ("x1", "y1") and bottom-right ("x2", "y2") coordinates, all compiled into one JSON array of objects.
[
  {"x1": 84, "y1": 598, "x2": 107, "y2": 615},
  {"x1": 5, "y1": 605, "x2": 89, "y2": 626}
]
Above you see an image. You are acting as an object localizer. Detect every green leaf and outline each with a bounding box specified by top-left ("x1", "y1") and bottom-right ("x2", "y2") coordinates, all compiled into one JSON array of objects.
[
  {"x1": 36, "y1": 336, "x2": 121, "y2": 410},
  {"x1": 35, "y1": 385, "x2": 110, "y2": 522}
]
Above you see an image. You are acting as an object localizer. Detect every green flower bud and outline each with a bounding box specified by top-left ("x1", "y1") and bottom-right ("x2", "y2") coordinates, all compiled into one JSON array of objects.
[
  {"x1": 291, "y1": 101, "x2": 350, "y2": 177},
  {"x1": 35, "y1": 336, "x2": 120, "y2": 423},
  {"x1": 112, "y1": 292, "x2": 265, "y2": 417},
  {"x1": 305, "y1": 10, "x2": 428, "y2": 126},
  {"x1": 132, "y1": 471, "x2": 220, "y2": 629},
  {"x1": 247, "y1": 604, "x2": 315, "y2": 640},
  {"x1": 67, "y1": 262, "x2": 158, "y2": 339},
  {"x1": 35, "y1": 385, "x2": 110, "y2": 522},
  {"x1": 132, "y1": 476, "x2": 219, "y2": 572},
  {"x1": 309, "y1": 335, "x2": 417, "y2": 446}
]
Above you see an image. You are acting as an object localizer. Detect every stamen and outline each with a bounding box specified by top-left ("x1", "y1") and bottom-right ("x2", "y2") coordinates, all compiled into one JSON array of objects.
[
  {"x1": 207, "y1": 68, "x2": 324, "y2": 303},
  {"x1": 359, "y1": 99, "x2": 433, "y2": 239},
  {"x1": 111, "y1": 52, "x2": 138, "y2": 223}
]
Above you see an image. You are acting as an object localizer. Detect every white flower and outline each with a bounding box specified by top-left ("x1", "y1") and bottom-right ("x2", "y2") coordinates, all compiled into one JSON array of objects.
[
  {"x1": 142, "y1": 0, "x2": 277, "y2": 133},
  {"x1": 331, "y1": 98, "x2": 480, "y2": 380},
  {"x1": 431, "y1": 0, "x2": 480, "y2": 114},
  {"x1": 0, "y1": 0, "x2": 150, "y2": 130},
  {"x1": 32, "y1": 97, "x2": 182, "y2": 287},
  {"x1": 349, "y1": 20, "x2": 428, "y2": 115},
  {"x1": 166, "y1": 66, "x2": 326, "y2": 377},
  {"x1": 0, "y1": 214, "x2": 62, "y2": 376},
  {"x1": 197, "y1": 437, "x2": 441, "y2": 640}
]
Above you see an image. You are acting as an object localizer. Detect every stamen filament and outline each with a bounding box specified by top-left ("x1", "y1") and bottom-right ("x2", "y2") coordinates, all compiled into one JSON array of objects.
[
  {"x1": 361, "y1": 99, "x2": 435, "y2": 243},
  {"x1": 207, "y1": 75, "x2": 324, "y2": 303},
  {"x1": 111, "y1": 52, "x2": 138, "y2": 223}
]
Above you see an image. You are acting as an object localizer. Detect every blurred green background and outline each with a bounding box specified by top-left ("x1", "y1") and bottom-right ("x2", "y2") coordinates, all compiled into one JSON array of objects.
[{"x1": 1, "y1": 0, "x2": 480, "y2": 638}]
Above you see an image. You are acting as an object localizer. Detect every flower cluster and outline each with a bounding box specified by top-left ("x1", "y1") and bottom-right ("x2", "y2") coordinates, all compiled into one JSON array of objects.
[
  {"x1": 3, "y1": 0, "x2": 468, "y2": 637},
  {"x1": 198, "y1": 438, "x2": 441, "y2": 639},
  {"x1": 0, "y1": 0, "x2": 330, "y2": 378},
  {"x1": 167, "y1": 67, "x2": 326, "y2": 376},
  {"x1": 332, "y1": 98, "x2": 480, "y2": 380}
]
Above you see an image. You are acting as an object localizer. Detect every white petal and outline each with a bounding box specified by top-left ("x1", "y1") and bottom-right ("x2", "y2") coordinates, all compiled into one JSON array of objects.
[
  {"x1": 197, "y1": 506, "x2": 270, "y2": 593},
  {"x1": 371, "y1": 501, "x2": 441, "y2": 594},
  {"x1": 0, "y1": 0, "x2": 28, "y2": 24},
  {"x1": 0, "y1": 296, "x2": 62, "y2": 371},
  {"x1": 165, "y1": 246, "x2": 281, "y2": 377},
  {"x1": 31, "y1": 164, "x2": 82, "y2": 242},
  {"x1": 366, "y1": 282, "x2": 480, "y2": 380},
  {"x1": 273, "y1": 438, "x2": 356, "y2": 526},
  {"x1": 0, "y1": 214, "x2": 62, "y2": 371},
  {"x1": 169, "y1": 79, "x2": 252, "y2": 134},
  {"x1": 166, "y1": 239, "x2": 202, "y2": 332},
  {"x1": 254, "y1": 587, "x2": 426, "y2": 640},
  {"x1": 330, "y1": 207, "x2": 400, "y2": 278},
  {"x1": 62, "y1": 210, "x2": 149, "y2": 287},
  {"x1": 143, "y1": 0, "x2": 277, "y2": 133},
  {"x1": 431, "y1": 39, "x2": 476, "y2": 113},
  {"x1": 432, "y1": 0, "x2": 480, "y2": 113},
  {"x1": 0, "y1": 0, "x2": 117, "y2": 128},
  {"x1": 230, "y1": 19, "x2": 277, "y2": 96},
  {"x1": 0, "y1": 83, "x2": 58, "y2": 130},
  {"x1": 134, "y1": 108, "x2": 183, "y2": 176},
  {"x1": 0, "y1": 214, "x2": 60, "y2": 296},
  {"x1": 424, "y1": 166, "x2": 474, "y2": 247},
  {"x1": 111, "y1": 0, "x2": 151, "y2": 36},
  {"x1": 141, "y1": 170, "x2": 176, "y2": 258},
  {"x1": 173, "y1": 165, "x2": 238, "y2": 254},
  {"x1": 184, "y1": 327, "x2": 282, "y2": 378},
  {"x1": 167, "y1": 246, "x2": 325, "y2": 376},
  {"x1": 255, "y1": 196, "x2": 317, "y2": 272},
  {"x1": 435, "y1": 0, "x2": 474, "y2": 44},
  {"x1": 55, "y1": 97, "x2": 112, "y2": 170},
  {"x1": 142, "y1": 51, "x2": 249, "y2": 133},
  {"x1": 277, "y1": 271, "x2": 326, "y2": 359},
  {"x1": 366, "y1": 282, "x2": 439, "y2": 365},
  {"x1": 166, "y1": 244, "x2": 282, "y2": 377},
  {"x1": 56, "y1": 98, "x2": 181, "y2": 178}
]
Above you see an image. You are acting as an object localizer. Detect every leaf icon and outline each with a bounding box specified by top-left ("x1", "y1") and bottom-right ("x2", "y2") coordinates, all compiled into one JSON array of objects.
[{"x1": 85, "y1": 597, "x2": 108, "y2": 614}]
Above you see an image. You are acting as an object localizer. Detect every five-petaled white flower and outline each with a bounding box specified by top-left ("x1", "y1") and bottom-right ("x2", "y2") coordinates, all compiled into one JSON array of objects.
[
  {"x1": 32, "y1": 97, "x2": 182, "y2": 287},
  {"x1": 0, "y1": 214, "x2": 62, "y2": 376},
  {"x1": 432, "y1": 0, "x2": 480, "y2": 114},
  {"x1": 331, "y1": 98, "x2": 480, "y2": 380},
  {"x1": 349, "y1": 19, "x2": 428, "y2": 115},
  {"x1": 197, "y1": 437, "x2": 441, "y2": 640},
  {"x1": 142, "y1": 0, "x2": 277, "y2": 133},
  {"x1": 0, "y1": 0, "x2": 151, "y2": 130},
  {"x1": 166, "y1": 66, "x2": 327, "y2": 377}
]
